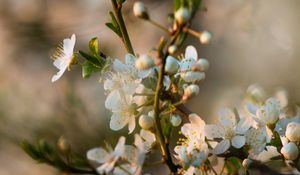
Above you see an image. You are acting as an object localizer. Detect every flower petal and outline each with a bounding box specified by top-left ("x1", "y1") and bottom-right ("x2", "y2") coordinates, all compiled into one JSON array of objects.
[
  {"x1": 51, "y1": 67, "x2": 67, "y2": 82},
  {"x1": 125, "y1": 54, "x2": 136, "y2": 67},
  {"x1": 218, "y1": 108, "x2": 236, "y2": 127},
  {"x1": 113, "y1": 136, "x2": 126, "y2": 157},
  {"x1": 86, "y1": 148, "x2": 108, "y2": 164},
  {"x1": 63, "y1": 34, "x2": 76, "y2": 56},
  {"x1": 213, "y1": 139, "x2": 230, "y2": 155},
  {"x1": 110, "y1": 114, "x2": 128, "y2": 131},
  {"x1": 231, "y1": 135, "x2": 245, "y2": 149},
  {"x1": 128, "y1": 116, "x2": 136, "y2": 134},
  {"x1": 235, "y1": 116, "x2": 252, "y2": 134},
  {"x1": 204, "y1": 124, "x2": 225, "y2": 139},
  {"x1": 185, "y1": 45, "x2": 198, "y2": 61},
  {"x1": 105, "y1": 90, "x2": 121, "y2": 110}
]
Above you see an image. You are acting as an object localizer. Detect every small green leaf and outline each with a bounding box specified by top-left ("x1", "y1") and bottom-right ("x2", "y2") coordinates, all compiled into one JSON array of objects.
[
  {"x1": 79, "y1": 50, "x2": 102, "y2": 67},
  {"x1": 106, "y1": 12, "x2": 122, "y2": 37},
  {"x1": 89, "y1": 37, "x2": 99, "y2": 57},
  {"x1": 21, "y1": 141, "x2": 43, "y2": 161},
  {"x1": 270, "y1": 131, "x2": 283, "y2": 148},
  {"x1": 82, "y1": 61, "x2": 102, "y2": 79}
]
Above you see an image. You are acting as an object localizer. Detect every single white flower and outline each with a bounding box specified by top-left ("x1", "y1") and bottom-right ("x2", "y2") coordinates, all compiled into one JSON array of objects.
[
  {"x1": 87, "y1": 136, "x2": 126, "y2": 174},
  {"x1": 175, "y1": 114, "x2": 208, "y2": 167},
  {"x1": 175, "y1": 7, "x2": 191, "y2": 24},
  {"x1": 51, "y1": 34, "x2": 76, "y2": 82},
  {"x1": 281, "y1": 142, "x2": 299, "y2": 160},
  {"x1": 204, "y1": 108, "x2": 251, "y2": 155},
  {"x1": 285, "y1": 122, "x2": 300, "y2": 141},
  {"x1": 109, "y1": 95, "x2": 138, "y2": 133},
  {"x1": 179, "y1": 46, "x2": 206, "y2": 83},
  {"x1": 256, "y1": 98, "x2": 281, "y2": 126}
]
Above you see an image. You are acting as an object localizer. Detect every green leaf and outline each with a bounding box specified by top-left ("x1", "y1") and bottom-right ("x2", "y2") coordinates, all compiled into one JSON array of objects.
[
  {"x1": 226, "y1": 157, "x2": 242, "y2": 174},
  {"x1": 173, "y1": 0, "x2": 181, "y2": 11},
  {"x1": 79, "y1": 50, "x2": 102, "y2": 67},
  {"x1": 106, "y1": 12, "x2": 122, "y2": 37},
  {"x1": 21, "y1": 141, "x2": 43, "y2": 161},
  {"x1": 89, "y1": 37, "x2": 99, "y2": 57},
  {"x1": 82, "y1": 61, "x2": 102, "y2": 79}
]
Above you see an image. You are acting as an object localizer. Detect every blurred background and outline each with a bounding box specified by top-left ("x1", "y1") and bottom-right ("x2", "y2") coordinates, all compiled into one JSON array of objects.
[{"x1": 1, "y1": 0, "x2": 300, "y2": 174}]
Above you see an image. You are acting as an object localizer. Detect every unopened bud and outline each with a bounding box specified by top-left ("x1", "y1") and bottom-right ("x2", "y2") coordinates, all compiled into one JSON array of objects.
[
  {"x1": 183, "y1": 84, "x2": 199, "y2": 101},
  {"x1": 242, "y1": 158, "x2": 253, "y2": 169},
  {"x1": 165, "y1": 56, "x2": 179, "y2": 75},
  {"x1": 286, "y1": 122, "x2": 300, "y2": 142},
  {"x1": 57, "y1": 136, "x2": 71, "y2": 154},
  {"x1": 247, "y1": 84, "x2": 266, "y2": 103},
  {"x1": 168, "y1": 45, "x2": 177, "y2": 54},
  {"x1": 281, "y1": 142, "x2": 299, "y2": 160},
  {"x1": 135, "y1": 54, "x2": 155, "y2": 70},
  {"x1": 133, "y1": 1, "x2": 149, "y2": 20},
  {"x1": 139, "y1": 114, "x2": 154, "y2": 130},
  {"x1": 199, "y1": 31, "x2": 212, "y2": 44},
  {"x1": 174, "y1": 7, "x2": 191, "y2": 25},
  {"x1": 180, "y1": 71, "x2": 205, "y2": 83},
  {"x1": 170, "y1": 114, "x2": 182, "y2": 127},
  {"x1": 192, "y1": 58, "x2": 209, "y2": 72}
]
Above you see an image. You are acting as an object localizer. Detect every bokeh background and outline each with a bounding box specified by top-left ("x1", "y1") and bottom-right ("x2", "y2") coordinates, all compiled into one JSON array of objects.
[{"x1": 1, "y1": 0, "x2": 300, "y2": 174}]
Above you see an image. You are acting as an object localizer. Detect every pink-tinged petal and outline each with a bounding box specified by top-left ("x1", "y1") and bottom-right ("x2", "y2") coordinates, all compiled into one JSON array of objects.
[
  {"x1": 231, "y1": 135, "x2": 245, "y2": 149},
  {"x1": 218, "y1": 108, "x2": 236, "y2": 127},
  {"x1": 128, "y1": 117, "x2": 136, "y2": 134},
  {"x1": 185, "y1": 45, "x2": 198, "y2": 61},
  {"x1": 213, "y1": 139, "x2": 230, "y2": 155},
  {"x1": 86, "y1": 148, "x2": 108, "y2": 164},
  {"x1": 189, "y1": 113, "x2": 205, "y2": 128},
  {"x1": 109, "y1": 114, "x2": 128, "y2": 131},
  {"x1": 204, "y1": 124, "x2": 225, "y2": 139},
  {"x1": 113, "y1": 136, "x2": 126, "y2": 157}
]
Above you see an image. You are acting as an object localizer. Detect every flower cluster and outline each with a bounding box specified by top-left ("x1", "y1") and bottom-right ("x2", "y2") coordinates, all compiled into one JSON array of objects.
[{"x1": 24, "y1": 0, "x2": 300, "y2": 175}]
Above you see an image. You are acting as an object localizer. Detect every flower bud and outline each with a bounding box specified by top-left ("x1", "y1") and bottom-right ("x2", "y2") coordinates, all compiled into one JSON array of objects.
[
  {"x1": 57, "y1": 136, "x2": 71, "y2": 154},
  {"x1": 192, "y1": 58, "x2": 209, "y2": 72},
  {"x1": 199, "y1": 31, "x2": 212, "y2": 44},
  {"x1": 180, "y1": 71, "x2": 205, "y2": 83},
  {"x1": 168, "y1": 45, "x2": 177, "y2": 54},
  {"x1": 170, "y1": 114, "x2": 182, "y2": 127},
  {"x1": 242, "y1": 158, "x2": 253, "y2": 169},
  {"x1": 165, "y1": 56, "x2": 179, "y2": 75},
  {"x1": 286, "y1": 122, "x2": 300, "y2": 141},
  {"x1": 281, "y1": 142, "x2": 299, "y2": 160},
  {"x1": 139, "y1": 114, "x2": 154, "y2": 130},
  {"x1": 183, "y1": 84, "x2": 199, "y2": 101},
  {"x1": 133, "y1": 1, "x2": 149, "y2": 20},
  {"x1": 174, "y1": 7, "x2": 191, "y2": 24},
  {"x1": 135, "y1": 54, "x2": 155, "y2": 70},
  {"x1": 247, "y1": 84, "x2": 267, "y2": 103}
]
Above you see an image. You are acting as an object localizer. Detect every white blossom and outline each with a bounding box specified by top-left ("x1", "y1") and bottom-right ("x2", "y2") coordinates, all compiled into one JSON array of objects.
[
  {"x1": 109, "y1": 94, "x2": 138, "y2": 133},
  {"x1": 245, "y1": 127, "x2": 268, "y2": 154},
  {"x1": 170, "y1": 114, "x2": 182, "y2": 127},
  {"x1": 175, "y1": 114, "x2": 208, "y2": 168},
  {"x1": 204, "y1": 108, "x2": 251, "y2": 154},
  {"x1": 87, "y1": 137, "x2": 126, "y2": 174},
  {"x1": 138, "y1": 114, "x2": 154, "y2": 130},
  {"x1": 51, "y1": 34, "x2": 76, "y2": 82},
  {"x1": 165, "y1": 56, "x2": 179, "y2": 75},
  {"x1": 179, "y1": 46, "x2": 206, "y2": 83},
  {"x1": 133, "y1": 1, "x2": 148, "y2": 19}
]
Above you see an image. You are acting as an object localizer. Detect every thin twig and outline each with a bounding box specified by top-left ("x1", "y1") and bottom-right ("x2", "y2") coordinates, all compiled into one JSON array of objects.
[{"x1": 111, "y1": 0, "x2": 135, "y2": 55}]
